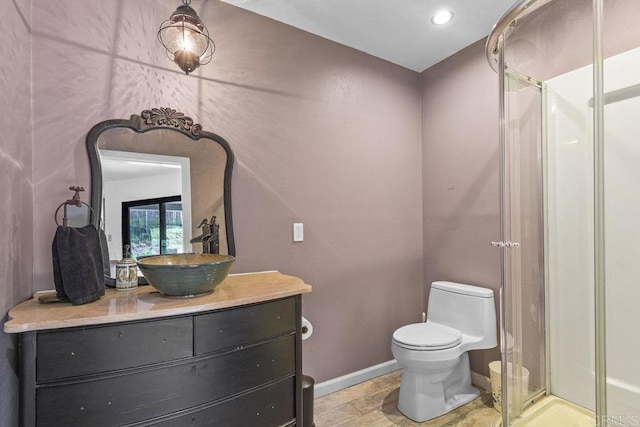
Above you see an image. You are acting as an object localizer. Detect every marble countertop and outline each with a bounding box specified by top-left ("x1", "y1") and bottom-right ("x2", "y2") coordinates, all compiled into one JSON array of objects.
[{"x1": 4, "y1": 271, "x2": 312, "y2": 333}]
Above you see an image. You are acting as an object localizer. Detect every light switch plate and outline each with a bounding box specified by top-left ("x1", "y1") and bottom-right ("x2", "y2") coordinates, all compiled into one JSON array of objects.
[{"x1": 293, "y1": 223, "x2": 304, "y2": 242}]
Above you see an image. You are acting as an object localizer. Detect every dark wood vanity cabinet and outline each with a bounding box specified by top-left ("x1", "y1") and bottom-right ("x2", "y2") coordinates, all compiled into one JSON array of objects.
[{"x1": 19, "y1": 296, "x2": 302, "y2": 427}]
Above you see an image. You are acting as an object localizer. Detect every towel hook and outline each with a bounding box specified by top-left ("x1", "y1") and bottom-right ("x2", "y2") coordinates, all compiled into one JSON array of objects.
[{"x1": 54, "y1": 186, "x2": 96, "y2": 227}]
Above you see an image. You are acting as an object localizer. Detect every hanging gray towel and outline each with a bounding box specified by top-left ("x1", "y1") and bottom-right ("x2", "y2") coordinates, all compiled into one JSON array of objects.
[{"x1": 52, "y1": 224, "x2": 105, "y2": 305}]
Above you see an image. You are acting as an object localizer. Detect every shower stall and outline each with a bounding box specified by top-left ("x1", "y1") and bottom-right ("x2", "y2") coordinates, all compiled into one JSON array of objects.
[{"x1": 486, "y1": 0, "x2": 640, "y2": 425}]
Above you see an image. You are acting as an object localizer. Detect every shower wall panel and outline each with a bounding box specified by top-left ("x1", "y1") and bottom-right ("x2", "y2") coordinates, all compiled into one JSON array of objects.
[{"x1": 546, "y1": 46, "x2": 640, "y2": 420}]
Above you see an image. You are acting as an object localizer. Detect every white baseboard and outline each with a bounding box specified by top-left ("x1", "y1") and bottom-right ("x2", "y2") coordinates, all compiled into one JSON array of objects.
[
  {"x1": 313, "y1": 361, "x2": 490, "y2": 398},
  {"x1": 314, "y1": 360, "x2": 400, "y2": 398},
  {"x1": 471, "y1": 370, "x2": 491, "y2": 391}
]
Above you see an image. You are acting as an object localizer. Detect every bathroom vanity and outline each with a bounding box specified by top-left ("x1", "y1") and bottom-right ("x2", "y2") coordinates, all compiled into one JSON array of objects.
[{"x1": 4, "y1": 271, "x2": 312, "y2": 427}]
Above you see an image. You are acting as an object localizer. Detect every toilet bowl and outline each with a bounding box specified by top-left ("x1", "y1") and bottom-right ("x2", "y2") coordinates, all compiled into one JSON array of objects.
[{"x1": 392, "y1": 281, "x2": 497, "y2": 422}]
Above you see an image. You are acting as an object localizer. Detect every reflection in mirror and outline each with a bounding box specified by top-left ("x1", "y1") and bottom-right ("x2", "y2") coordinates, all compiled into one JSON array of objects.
[
  {"x1": 87, "y1": 108, "x2": 234, "y2": 286},
  {"x1": 100, "y1": 150, "x2": 192, "y2": 259}
]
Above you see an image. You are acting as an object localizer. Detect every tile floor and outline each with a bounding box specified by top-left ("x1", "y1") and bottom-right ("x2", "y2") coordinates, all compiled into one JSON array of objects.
[{"x1": 314, "y1": 370, "x2": 500, "y2": 427}]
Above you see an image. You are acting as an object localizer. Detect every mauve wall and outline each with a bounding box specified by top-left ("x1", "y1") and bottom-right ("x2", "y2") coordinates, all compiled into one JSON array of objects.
[
  {"x1": 1, "y1": 1, "x2": 33, "y2": 426},
  {"x1": 420, "y1": 39, "x2": 502, "y2": 377},
  {"x1": 29, "y1": 0, "x2": 424, "y2": 383}
]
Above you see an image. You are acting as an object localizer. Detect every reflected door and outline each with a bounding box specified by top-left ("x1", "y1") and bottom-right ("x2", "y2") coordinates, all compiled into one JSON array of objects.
[{"x1": 122, "y1": 196, "x2": 183, "y2": 258}]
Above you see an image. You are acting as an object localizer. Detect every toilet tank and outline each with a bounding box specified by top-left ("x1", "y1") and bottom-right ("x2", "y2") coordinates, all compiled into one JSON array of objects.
[{"x1": 427, "y1": 281, "x2": 497, "y2": 349}]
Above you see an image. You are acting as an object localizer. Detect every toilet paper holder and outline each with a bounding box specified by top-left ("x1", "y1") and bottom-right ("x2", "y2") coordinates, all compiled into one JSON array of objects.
[{"x1": 301, "y1": 316, "x2": 313, "y2": 340}]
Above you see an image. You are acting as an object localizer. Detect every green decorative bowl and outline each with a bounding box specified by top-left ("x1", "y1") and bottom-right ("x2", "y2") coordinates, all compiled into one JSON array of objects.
[{"x1": 137, "y1": 253, "x2": 235, "y2": 298}]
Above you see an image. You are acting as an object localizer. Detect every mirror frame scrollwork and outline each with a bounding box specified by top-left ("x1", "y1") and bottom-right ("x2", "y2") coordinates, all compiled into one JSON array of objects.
[{"x1": 86, "y1": 108, "x2": 235, "y2": 285}]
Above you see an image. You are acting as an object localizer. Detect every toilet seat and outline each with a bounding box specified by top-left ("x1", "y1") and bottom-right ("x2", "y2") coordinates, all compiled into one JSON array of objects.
[{"x1": 393, "y1": 322, "x2": 462, "y2": 351}]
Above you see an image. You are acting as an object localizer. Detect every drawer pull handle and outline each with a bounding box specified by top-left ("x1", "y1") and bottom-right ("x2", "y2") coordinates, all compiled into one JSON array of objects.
[
  {"x1": 70, "y1": 351, "x2": 75, "y2": 356},
  {"x1": 162, "y1": 339, "x2": 167, "y2": 343},
  {"x1": 191, "y1": 365, "x2": 196, "y2": 372},
  {"x1": 107, "y1": 401, "x2": 112, "y2": 405},
  {"x1": 256, "y1": 363, "x2": 260, "y2": 367},
  {"x1": 119, "y1": 331, "x2": 124, "y2": 338},
  {"x1": 80, "y1": 406, "x2": 85, "y2": 411}
]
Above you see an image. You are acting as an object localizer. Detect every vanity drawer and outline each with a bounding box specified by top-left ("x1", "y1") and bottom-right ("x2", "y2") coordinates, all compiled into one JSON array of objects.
[
  {"x1": 195, "y1": 297, "x2": 296, "y2": 355},
  {"x1": 152, "y1": 377, "x2": 295, "y2": 427},
  {"x1": 36, "y1": 334, "x2": 295, "y2": 426},
  {"x1": 36, "y1": 317, "x2": 193, "y2": 382}
]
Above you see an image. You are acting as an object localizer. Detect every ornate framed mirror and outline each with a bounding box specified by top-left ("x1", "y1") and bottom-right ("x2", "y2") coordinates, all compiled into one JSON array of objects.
[{"x1": 87, "y1": 108, "x2": 235, "y2": 286}]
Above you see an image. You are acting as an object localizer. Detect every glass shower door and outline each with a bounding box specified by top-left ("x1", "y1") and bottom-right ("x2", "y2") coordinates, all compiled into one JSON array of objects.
[
  {"x1": 491, "y1": 1, "x2": 640, "y2": 425},
  {"x1": 501, "y1": 68, "x2": 546, "y2": 424},
  {"x1": 602, "y1": 5, "x2": 640, "y2": 420}
]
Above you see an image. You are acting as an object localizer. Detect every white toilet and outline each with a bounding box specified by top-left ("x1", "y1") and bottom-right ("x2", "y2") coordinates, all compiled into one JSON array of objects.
[{"x1": 391, "y1": 281, "x2": 497, "y2": 422}]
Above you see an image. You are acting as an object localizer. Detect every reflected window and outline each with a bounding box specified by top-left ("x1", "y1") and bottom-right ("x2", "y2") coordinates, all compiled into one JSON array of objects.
[{"x1": 122, "y1": 196, "x2": 183, "y2": 258}]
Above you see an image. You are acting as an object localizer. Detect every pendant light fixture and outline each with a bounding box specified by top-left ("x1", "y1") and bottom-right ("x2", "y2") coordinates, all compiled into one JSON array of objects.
[{"x1": 158, "y1": 0, "x2": 215, "y2": 74}]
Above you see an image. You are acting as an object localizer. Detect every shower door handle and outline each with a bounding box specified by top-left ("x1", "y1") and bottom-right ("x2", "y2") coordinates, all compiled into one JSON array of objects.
[{"x1": 490, "y1": 241, "x2": 521, "y2": 248}]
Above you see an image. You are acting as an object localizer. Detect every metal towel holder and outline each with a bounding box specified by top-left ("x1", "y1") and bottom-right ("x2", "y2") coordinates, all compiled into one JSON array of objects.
[{"x1": 54, "y1": 186, "x2": 96, "y2": 228}]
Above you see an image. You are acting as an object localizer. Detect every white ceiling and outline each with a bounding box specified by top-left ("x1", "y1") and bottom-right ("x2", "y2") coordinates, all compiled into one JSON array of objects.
[
  {"x1": 221, "y1": 0, "x2": 515, "y2": 72},
  {"x1": 101, "y1": 152, "x2": 184, "y2": 182}
]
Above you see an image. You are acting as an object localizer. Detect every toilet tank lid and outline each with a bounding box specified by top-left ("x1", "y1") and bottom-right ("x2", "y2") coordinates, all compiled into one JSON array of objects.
[{"x1": 431, "y1": 281, "x2": 494, "y2": 298}]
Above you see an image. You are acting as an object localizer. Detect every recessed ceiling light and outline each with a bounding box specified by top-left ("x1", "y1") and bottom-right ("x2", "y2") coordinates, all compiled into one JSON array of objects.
[{"x1": 431, "y1": 10, "x2": 454, "y2": 25}]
